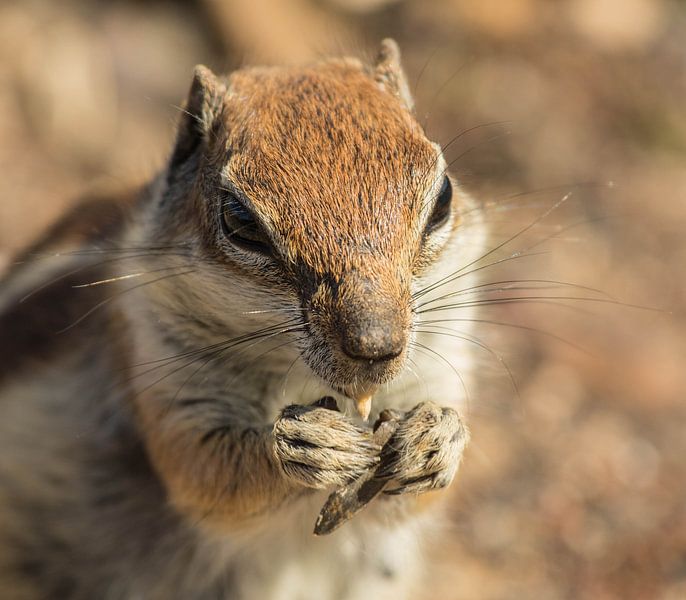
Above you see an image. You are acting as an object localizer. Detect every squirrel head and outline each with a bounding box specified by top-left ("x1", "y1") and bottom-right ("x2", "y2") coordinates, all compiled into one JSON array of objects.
[{"x1": 151, "y1": 39, "x2": 459, "y2": 402}]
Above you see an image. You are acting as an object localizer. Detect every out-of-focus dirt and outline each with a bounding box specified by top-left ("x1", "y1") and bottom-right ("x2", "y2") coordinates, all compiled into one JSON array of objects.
[{"x1": 1, "y1": 1, "x2": 684, "y2": 598}]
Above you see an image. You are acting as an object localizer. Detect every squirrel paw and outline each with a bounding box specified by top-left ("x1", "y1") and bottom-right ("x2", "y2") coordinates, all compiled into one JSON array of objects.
[
  {"x1": 273, "y1": 404, "x2": 381, "y2": 489},
  {"x1": 376, "y1": 401, "x2": 468, "y2": 496}
]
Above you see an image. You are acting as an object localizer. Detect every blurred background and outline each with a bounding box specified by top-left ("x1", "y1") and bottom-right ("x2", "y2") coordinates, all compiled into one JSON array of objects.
[{"x1": 0, "y1": 0, "x2": 684, "y2": 598}]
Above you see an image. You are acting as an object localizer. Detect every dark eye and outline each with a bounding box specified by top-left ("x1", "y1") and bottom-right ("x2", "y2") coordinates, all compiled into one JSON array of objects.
[
  {"x1": 425, "y1": 176, "x2": 452, "y2": 234},
  {"x1": 220, "y1": 191, "x2": 272, "y2": 256}
]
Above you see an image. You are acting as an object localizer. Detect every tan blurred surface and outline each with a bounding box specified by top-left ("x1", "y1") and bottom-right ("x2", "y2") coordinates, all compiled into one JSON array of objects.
[{"x1": 0, "y1": 1, "x2": 684, "y2": 598}]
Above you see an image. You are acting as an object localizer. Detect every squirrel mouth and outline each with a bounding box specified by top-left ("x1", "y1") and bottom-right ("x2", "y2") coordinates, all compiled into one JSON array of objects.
[{"x1": 342, "y1": 382, "x2": 380, "y2": 421}]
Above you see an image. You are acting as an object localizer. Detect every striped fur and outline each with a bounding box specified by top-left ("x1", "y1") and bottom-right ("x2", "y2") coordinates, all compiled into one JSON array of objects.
[{"x1": 0, "y1": 40, "x2": 485, "y2": 599}]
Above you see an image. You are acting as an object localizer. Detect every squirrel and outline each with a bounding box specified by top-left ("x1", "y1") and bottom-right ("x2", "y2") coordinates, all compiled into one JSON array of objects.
[{"x1": 0, "y1": 39, "x2": 485, "y2": 599}]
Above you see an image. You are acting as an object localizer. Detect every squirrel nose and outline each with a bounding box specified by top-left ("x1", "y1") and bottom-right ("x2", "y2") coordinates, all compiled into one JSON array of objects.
[
  {"x1": 338, "y1": 306, "x2": 406, "y2": 363},
  {"x1": 341, "y1": 327, "x2": 405, "y2": 362}
]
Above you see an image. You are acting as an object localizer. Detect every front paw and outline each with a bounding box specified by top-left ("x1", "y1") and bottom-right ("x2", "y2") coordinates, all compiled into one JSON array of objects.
[
  {"x1": 376, "y1": 401, "x2": 468, "y2": 496},
  {"x1": 273, "y1": 404, "x2": 380, "y2": 489}
]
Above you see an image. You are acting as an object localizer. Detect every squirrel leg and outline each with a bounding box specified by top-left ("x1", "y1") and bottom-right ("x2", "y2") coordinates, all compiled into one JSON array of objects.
[{"x1": 135, "y1": 395, "x2": 379, "y2": 527}]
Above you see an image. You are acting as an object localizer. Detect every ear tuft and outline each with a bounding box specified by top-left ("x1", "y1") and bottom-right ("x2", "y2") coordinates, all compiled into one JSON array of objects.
[
  {"x1": 169, "y1": 65, "x2": 225, "y2": 170},
  {"x1": 373, "y1": 38, "x2": 414, "y2": 111}
]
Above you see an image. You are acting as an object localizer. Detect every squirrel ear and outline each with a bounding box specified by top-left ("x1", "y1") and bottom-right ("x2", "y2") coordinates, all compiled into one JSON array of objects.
[
  {"x1": 169, "y1": 65, "x2": 225, "y2": 169},
  {"x1": 373, "y1": 39, "x2": 414, "y2": 111}
]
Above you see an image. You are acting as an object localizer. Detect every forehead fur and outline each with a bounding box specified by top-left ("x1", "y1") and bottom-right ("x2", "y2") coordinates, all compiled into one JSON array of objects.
[{"x1": 214, "y1": 60, "x2": 438, "y2": 277}]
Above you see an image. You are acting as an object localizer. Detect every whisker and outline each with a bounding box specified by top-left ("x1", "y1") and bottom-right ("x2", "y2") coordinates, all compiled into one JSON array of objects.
[
  {"x1": 56, "y1": 268, "x2": 197, "y2": 333},
  {"x1": 413, "y1": 42, "x2": 444, "y2": 99},
  {"x1": 416, "y1": 121, "x2": 512, "y2": 203},
  {"x1": 403, "y1": 354, "x2": 429, "y2": 405},
  {"x1": 409, "y1": 341, "x2": 470, "y2": 405},
  {"x1": 17, "y1": 242, "x2": 191, "y2": 264},
  {"x1": 71, "y1": 264, "x2": 193, "y2": 288},
  {"x1": 495, "y1": 180, "x2": 613, "y2": 204},
  {"x1": 126, "y1": 318, "x2": 302, "y2": 372},
  {"x1": 18, "y1": 250, "x2": 194, "y2": 303},
  {"x1": 72, "y1": 272, "x2": 146, "y2": 287},
  {"x1": 219, "y1": 334, "x2": 306, "y2": 396},
  {"x1": 169, "y1": 325, "x2": 306, "y2": 408},
  {"x1": 414, "y1": 192, "x2": 573, "y2": 300},
  {"x1": 415, "y1": 326, "x2": 520, "y2": 401},
  {"x1": 419, "y1": 317, "x2": 589, "y2": 354},
  {"x1": 130, "y1": 322, "x2": 304, "y2": 400},
  {"x1": 417, "y1": 295, "x2": 666, "y2": 315},
  {"x1": 415, "y1": 278, "x2": 614, "y2": 310},
  {"x1": 442, "y1": 121, "x2": 512, "y2": 155},
  {"x1": 434, "y1": 213, "x2": 625, "y2": 300},
  {"x1": 456, "y1": 180, "x2": 612, "y2": 222},
  {"x1": 414, "y1": 250, "x2": 551, "y2": 302},
  {"x1": 280, "y1": 355, "x2": 303, "y2": 399},
  {"x1": 521, "y1": 214, "x2": 620, "y2": 254},
  {"x1": 441, "y1": 131, "x2": 512, "y2": 175},
  {"x1": 241, "y1": 308, "x2": 303, "y2": 315}
]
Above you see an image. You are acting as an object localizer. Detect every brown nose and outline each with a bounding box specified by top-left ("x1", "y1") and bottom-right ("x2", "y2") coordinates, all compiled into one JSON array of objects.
[
  {"x1": 340, "y1": 319, "x2": 405, "y2": 362},
  {"x1": 336, "y1": 284, "x2": 407, "y2": 363}
]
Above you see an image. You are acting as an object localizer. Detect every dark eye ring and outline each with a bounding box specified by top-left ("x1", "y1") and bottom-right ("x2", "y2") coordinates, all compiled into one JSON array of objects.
[
  {"x1": 425, "y1": 176, "x2": 452, "y2": 234},
  {"x1": 219, "y1": 191, "x2": 273, "y2": 257}
]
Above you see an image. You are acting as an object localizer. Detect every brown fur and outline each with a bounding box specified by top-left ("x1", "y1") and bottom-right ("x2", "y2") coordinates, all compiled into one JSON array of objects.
[{"x1": 0, "y1": 40, "x2": 475, "y2": 599}]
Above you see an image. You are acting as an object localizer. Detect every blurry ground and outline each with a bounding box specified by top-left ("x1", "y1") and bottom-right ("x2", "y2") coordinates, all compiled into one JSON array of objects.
[{"x1": 1, "y1": 0, "x2": 684, "y2": 598}]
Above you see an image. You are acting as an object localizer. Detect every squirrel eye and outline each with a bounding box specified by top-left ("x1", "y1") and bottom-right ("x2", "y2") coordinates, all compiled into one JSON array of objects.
[
  {"x1": 425, "y1": 176, "x2": 452, "y2": 234},
  {"x1": 220, "y1": 192, "x2": 272, "y2": 257}
]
